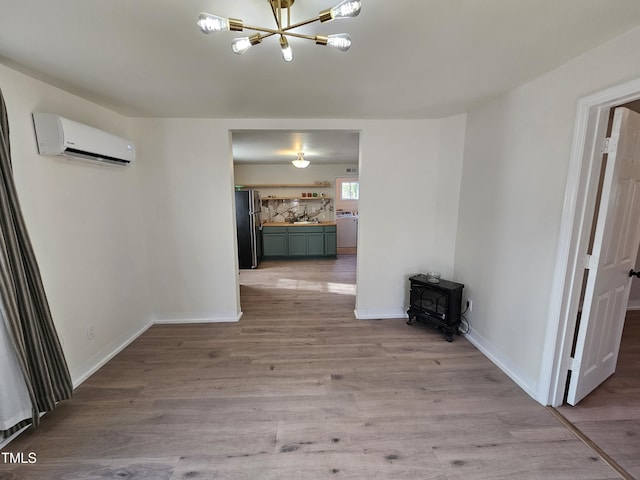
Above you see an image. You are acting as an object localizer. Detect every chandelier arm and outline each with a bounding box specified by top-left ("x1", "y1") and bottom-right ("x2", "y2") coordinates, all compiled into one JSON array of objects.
[
  {"x1": 270, "y1": 1, "x2": 282, "y2": 30},
  {"x1": 257, "y1": 32, "x2": 277, "y2": 40},
  {"x1": 242, "y1": 14, "x2": 320, "y2": 36},
  {"x1": 281, "y1": 31, "x2": 317, "y2": 41},
  {"x1": 241, "y1": 23, "x2": 318, "y2": 42},
  {"x1": 281, "y1": 16, "x2": 322, "y2": 32},
  {"x1": 269, "y1": 0, "x2": 289, "y2": 48},
  {"x1": 269, "y1": 0, "x2": 292, "y2": 29},
  {"x1": 242, "y1": 24, "x2": 287, "y2": 35}
]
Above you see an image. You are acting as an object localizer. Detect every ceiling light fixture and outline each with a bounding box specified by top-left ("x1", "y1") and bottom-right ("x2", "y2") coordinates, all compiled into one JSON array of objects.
[
  {"x1": 197, "y1": 0, "x2": 361, "y2": 62},
  {"x1": 292, "y1": 152, "x2": 310, "y2": 168}
]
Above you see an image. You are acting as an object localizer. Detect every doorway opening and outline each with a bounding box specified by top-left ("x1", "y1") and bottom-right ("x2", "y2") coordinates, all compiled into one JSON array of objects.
[{"x1": 230, "y1": 129, "x2": 361, "y2": 315}]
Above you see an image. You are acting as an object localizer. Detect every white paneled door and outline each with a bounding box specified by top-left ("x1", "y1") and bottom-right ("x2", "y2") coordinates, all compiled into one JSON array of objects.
[{"x1": 567, "y1": 107, "x2": 640, "y2": 405}]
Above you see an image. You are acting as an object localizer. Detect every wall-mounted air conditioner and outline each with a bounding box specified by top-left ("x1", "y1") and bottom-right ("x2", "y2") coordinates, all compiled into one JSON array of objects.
[{"x1": 32, "y1": 113, "x2": 135, "y2": 166}]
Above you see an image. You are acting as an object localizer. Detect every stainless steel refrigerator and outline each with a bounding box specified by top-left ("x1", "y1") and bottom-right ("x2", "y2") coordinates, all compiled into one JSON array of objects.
[{"x1": 235, "y1": 189, "x2": 262, "y2": 269}]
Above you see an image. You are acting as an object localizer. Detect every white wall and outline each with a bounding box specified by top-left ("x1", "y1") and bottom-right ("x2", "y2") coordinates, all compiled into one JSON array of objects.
[
  {"x1": 133, "y1": 118, "x2": 240, "y2": 323},
  {"x1": 355, "y1": 118, "x2": 466, "y2": 318},
  {"x1": 0, "y1": 64, "x2": 151, "y2": 386},
  {"x1": 454, "y1": 26, "x2": 640, "y2": 401},
  {"x1": 434, "y1": 114, "x2": 467, "y2": 276}
]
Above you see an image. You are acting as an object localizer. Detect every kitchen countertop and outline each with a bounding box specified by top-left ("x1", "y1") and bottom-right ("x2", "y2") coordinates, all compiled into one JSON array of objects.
[{"x1": 262, "y1": 221, "x2": 336, "y2": 227}]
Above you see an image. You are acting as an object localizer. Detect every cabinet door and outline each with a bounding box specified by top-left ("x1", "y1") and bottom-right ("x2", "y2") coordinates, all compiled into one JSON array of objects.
[
  {"x1": 263, "y1": 233, "x2": 287, "y2": 257},
  {"x1": 307, "y1": 232, "x2": 325, "y2": 256},
  {"x1": 325, "y1": 232, "x2": 337, "y2": 256},
  {"x1": 288, "y1": 232, "x2": 307, "y2": 256}
]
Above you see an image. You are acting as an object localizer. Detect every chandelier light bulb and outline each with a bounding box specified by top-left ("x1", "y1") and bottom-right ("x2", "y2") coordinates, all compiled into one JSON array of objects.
[
  {"x1": 232, "y1": 37, "x2": 252, "y2": 54},
  {"x1": 327, "y1": 33, "x2": 352, "y2": 51},
  {"x1": 197, "y1": 13, "x2": 230, "y2": 33},
  {"x1": 280, "y1": 37, "x2": 294, "y2": 62},
  {"x1": 231, "y1": 34, "x2": 262, "y2": 55},
  {"x1": 329, "y1": 0, "x2": 361, "y2": 20},
  {"x1": 281, "y1": 46, "x2": 294, "y2": 62}
]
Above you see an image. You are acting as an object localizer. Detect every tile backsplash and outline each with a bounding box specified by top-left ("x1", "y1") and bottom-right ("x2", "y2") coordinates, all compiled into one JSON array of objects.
[{"x1": 261, "y1": 197, "x2": 333, "y2": 223}]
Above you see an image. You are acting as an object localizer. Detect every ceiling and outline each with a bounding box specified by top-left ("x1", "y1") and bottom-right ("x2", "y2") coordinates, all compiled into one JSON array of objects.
[
  {"x1": 232, "y1": 130, "x2": 359, "y2": 165},
  {"x1": 2, "y1": 1, "x2": 640, "y2": 165}
]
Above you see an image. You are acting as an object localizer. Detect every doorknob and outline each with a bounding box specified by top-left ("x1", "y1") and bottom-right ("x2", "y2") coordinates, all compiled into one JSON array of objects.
[{"x1": 629, "y1": 269, "x2": 640, "y2": 278}]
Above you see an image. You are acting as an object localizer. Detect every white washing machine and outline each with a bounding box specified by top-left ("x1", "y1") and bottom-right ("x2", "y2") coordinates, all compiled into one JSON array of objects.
[{"x1": 337, "y1": 214, "x2": 358, "y2": 248}]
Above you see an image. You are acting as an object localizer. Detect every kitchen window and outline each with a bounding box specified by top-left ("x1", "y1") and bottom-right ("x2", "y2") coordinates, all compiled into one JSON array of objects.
[{"x1": 341, "y1": 181, "x2": 359, "y2": 200}]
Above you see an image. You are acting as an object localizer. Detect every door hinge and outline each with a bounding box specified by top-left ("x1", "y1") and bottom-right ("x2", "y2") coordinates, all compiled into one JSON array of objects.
[
  {"x1": 569, "y1": 356, "x2": 580, "y2": 371},
  {"x1": 582, "y1": 253, "x2": 596, "y2": 269},
  {"x1": 600, "y1": 136, "x2": 618, "y2": 155}
]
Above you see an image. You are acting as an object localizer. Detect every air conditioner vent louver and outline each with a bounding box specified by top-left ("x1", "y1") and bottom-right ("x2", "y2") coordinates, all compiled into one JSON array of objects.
[{"x1": 63, "y1": 148, "x2": 130, "y2": 166}]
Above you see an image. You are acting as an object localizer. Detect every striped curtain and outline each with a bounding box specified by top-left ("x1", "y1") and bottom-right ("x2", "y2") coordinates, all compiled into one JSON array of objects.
[{"x1": 0, "y1": 88, "x2": 73, "y2": 438}]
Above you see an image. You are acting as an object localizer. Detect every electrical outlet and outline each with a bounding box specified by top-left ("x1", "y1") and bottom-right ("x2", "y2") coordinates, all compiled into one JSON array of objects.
[
  {"x1": 466, "y1": 298, "x2": 473, "y2": 312},
  {"x1": 86, "y1": 324, "x2": 96, "y2": 341}
]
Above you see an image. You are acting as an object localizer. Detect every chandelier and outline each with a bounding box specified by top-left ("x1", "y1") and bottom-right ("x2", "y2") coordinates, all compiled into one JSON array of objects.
[
  {"x1": 197, "y1": 0, "x2": 362, "y2": 62},
  {"x1": 292, "y1": 152, "x2": 310, "y2": 168}
]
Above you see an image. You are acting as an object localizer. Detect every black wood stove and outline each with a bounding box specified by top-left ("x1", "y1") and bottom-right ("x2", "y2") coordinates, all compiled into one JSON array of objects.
[{"x1": 407, "y1": 274, "x2": 464, "y2": 342}]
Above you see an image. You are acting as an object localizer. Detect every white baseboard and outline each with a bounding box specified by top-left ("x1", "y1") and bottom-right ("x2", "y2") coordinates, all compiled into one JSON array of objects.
[
  {"x1": 354, "y1": 308, "x2": 407, "y2": 320},
  {"x1": 152, "y1": 311, "x2": 242, "y2": 324},
  {"x1": 1, "y1": 323, "x2": 151, "y2": 448},
  {"x1": 0, "y1": 424, "x2": 29, "y2": 450},
  {"x1": 627, "y1": 300, "x2": 640, "y2": 311},
  {"x1": 70, "y1": 320, "x2": 154, "y2": 388},
  {"x1": 464, "y1": 328, "x2": 538, "y2": 402},
  {"x1": 353, "y1": 312, "x2": 540, "y2": 402},
  {"x1": 72, "y1": 311, "x2": 241, "y2": 387},
  {"x1": 2, "y1": 308, "x2": 244, "y2": 448}
]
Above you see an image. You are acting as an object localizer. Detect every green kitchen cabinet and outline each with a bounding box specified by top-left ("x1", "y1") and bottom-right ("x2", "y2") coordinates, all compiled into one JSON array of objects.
[
  {"x1": 307, "y1": 232, "x2": 326, "y2": 256},
  {"x1": 289, "y1": 226, "x2": 324, "y2": 256},
  {"x1": 324, "y1": 227, "x2": 337, "y2": 256},
  {"x1": 262, "y1": 225, "x2": 337, "y2": 258},
  {"x1": 262, "y1": 227, "x2": 287, "y2": 257},
  {"x1": 287, "y1": 232, "x2": 308, "y2": 256}
]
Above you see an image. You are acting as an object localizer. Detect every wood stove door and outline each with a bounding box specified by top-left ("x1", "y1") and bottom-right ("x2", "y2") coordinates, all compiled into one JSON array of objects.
[{"x1": 409, "y1": 284, "x2": 448, "y2": 321}]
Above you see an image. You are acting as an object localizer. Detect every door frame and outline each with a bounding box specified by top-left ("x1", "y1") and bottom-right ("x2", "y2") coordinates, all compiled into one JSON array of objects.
[{"x1": 541, "y1": 77, "x2": 640, "y2": 407}]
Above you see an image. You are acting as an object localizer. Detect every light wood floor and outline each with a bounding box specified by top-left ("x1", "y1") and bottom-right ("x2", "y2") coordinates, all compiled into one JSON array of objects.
[
  {"x1": 557, "y1": 311, "x2": 640, "y2": 479},
  {"x1": 0, "y1": 256, "x2": 624, "y2": 479}
]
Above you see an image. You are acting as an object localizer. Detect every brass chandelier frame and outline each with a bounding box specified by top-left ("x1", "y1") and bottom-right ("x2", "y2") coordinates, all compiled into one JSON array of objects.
[{"x1": 197, "y1": 0, "x2": 361, "y2": 61}]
